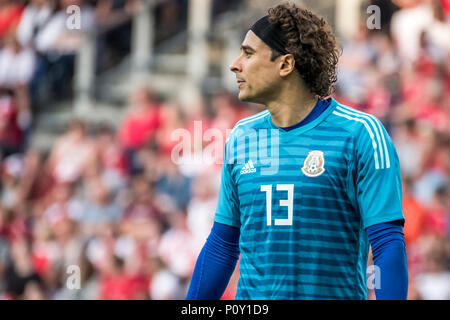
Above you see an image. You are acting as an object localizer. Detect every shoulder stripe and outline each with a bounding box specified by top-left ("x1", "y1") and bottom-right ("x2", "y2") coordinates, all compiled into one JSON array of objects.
[
  {"x1": 337, "y1": 105, "x2": 390, "y2": 168},
  {"x1": 332, "y1": 111, "x2": 380, "y2": 169},
  {"x1": 226, "y1": 110, "x2": 270, "y2": 142},
  {"x1": 235, "y1": 110, "x2": 270, "y2": 126},
  {"x1": 336, "y1": 106, "x2": 384, "y2": 169}
]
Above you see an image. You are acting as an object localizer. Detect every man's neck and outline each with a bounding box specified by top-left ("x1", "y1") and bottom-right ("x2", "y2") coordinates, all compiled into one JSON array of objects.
[{"x1": 266, "y1": 85, "x2": 318, "y2": 127}]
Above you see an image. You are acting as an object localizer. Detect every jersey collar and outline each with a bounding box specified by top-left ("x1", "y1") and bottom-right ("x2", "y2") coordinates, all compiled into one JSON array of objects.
[{"x1": 266, "y1": 97, "x2": 338, "y2": 136}]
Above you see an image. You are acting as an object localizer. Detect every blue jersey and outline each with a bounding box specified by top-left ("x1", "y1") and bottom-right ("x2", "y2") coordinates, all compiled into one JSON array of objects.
[{"x1": 214, "y1": 97, "x2": 404, "y2": 300}]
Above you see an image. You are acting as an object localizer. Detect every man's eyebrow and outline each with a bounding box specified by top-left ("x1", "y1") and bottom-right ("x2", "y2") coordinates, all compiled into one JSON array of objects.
[{"x1": 240, "y1": 45, "x2": 256, "y2": 53}]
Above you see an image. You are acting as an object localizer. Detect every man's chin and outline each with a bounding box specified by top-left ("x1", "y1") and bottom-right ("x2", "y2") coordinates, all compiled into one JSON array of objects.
[{"x1": 238, "y1": 91, "x2": 252, "y2": 102}]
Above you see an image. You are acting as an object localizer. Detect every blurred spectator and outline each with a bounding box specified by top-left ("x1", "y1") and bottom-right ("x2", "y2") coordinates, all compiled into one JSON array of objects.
[
  {"x1": 390, "y1": 0, "x2": 434, "y2": 64},
  {"x1": 208, "y1": 90, "x2": 252, "y2": 167},
  {"x1": 369, "y1": 0, "x2": 400, "y2": 34},
  {"x1": 0, "y1": 34, "x2": 35, "y2": 89},
  {"x1": 392, "y1": 118, "x2": 429, "y2": 179},
  {"x1": 337, "y1": 24, "x2": 376, "y2": 104},
  {"x1": 87, "y1": 123, "x2": 128, "y2": 191},
  {"x1": 119, "y1": 174, "x2": 162, "y2": 257},
  {"x1": 31, "y1": 0, "x2": 95, "y2": 104},
  {"x1": 77, "y1": 176, "x2": 122, "y2": 234},
  {"x1": 118, "y1": 86, "x2": 162, "y2": 173},
  {"x1": 186, "y1": 173, "x2": 217, "y2": 245},
  {"x1": 0, "y1": 0, "x2": 24, "y2": 43},
  {"x1": 153, "y1": 0, "x2": 186, "y2": 43},
  {"x1": 122, "y1": 174, "x2": 160, "y2": 222},
  {"x1": 42, "y1": 182, "x2": 82, "y2": 224},
  {"x1": 16, "y1": 0, "x2": 57, "y2": 49},
  {"x1": 0, "y1": 33, "x2": 35, "y2": 148},
  {"x1": 154, "y1": 103, "x2": 184, "y2": 158},
  {"x1": 52, "y1": 246, "x2": 99, "y2": 299},
  {"x1": 4, "y1": 238, "x2": 44, "y2": 300},
  {"x1": 415, "y1": 236, "x2": 450, "y2": 299},
  {"x1": 413, "y1": 133, "x2": 449, "y2": 206},
  {"x1": 22, "y1": 279, "x2": 47, "y2": 299},
  {"x1": 424, "y1": 0, "x2": 450, "y2": 62},
  {"x1": 0, "y1": 97, "x2": 24, "y2": 159},
  {"x1": 0, "y1": 154, "x2": 24, "y2": 210},
  {"x1": 154, "y1": 157, "x2": 191, "y2": 214},
  {"x1": 133, "y1": 143, "x2": 163, "y2": 187},
  {"x1": 402, "y1": 177, "x2": 426, "y2": 245},
  {"x1": 176, "y1": 99, "x2": 217, "y2": 178},
  {"x1": 99, "y1": 254, "x2": 147, "y2": 300},
  {"x1": 34, "y1": 0, "x2": 95, "y2": 55},
  {"x1": 47, "y1": 118, "x2": 94, "y2": 184},
  {"x1": 148, "y1": 257, "x2": 184, "y2": 300},
  {"x1": 95, "y1": 0, "x2": 136, "y2": 71},
  {"x1": 119, "y1": 87, "x2": 162, "y2": 150},
  {"x1": 158, "y1": 210, "x2": 201, "y2": 280},
  {"x1": 424, "y1": 184, "x2": 449, "y2": 237}
]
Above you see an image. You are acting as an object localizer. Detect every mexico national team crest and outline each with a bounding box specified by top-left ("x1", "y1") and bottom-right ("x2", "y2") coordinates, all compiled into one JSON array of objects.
[{"x1": 302, "y1": 150, "x2": 325, "y2": 177}]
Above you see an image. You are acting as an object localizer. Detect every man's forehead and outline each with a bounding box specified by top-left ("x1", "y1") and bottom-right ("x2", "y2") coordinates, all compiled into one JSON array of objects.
[{"x1": 242, "y1": 30, "x2": 270, "y2": 52}]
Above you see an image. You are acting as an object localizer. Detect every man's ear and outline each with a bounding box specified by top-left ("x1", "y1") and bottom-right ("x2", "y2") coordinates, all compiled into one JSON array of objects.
[{"x1": 279, "y1": 54, "x2": 296, "y2": 77}]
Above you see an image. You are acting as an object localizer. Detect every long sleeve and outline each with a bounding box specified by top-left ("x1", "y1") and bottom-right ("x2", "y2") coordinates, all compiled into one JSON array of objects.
[
  {"x1": 186, "y1": 222, "x2": 240, "y2": 300},
  {"x1": 366, "y1": 220, "x2": 408, "y2": 300}
]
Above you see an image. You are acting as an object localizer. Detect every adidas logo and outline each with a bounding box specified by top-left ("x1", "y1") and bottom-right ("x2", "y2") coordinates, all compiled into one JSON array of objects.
[{"x1": 240, "y1": 160, "x2": 256, "y2": 175}]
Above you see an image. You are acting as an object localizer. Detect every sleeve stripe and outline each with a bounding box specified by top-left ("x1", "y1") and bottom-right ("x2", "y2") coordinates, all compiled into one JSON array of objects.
[
  {"x1": 368, "y1": 113, "x2": 390, "y2": 169},
  {"x1": 336, "y1": 106, "x2": 388, "y2": 169},
  {"x1": 332, "y1": 111, "x2": 380, "y2": 170},
  {"x1": 338, "y1": 105, "x2": 390, "y2": 169}
]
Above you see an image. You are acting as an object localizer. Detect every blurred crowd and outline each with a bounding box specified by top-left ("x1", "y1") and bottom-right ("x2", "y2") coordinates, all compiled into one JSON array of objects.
[{"x1": 0, "y1": 0, "x2": 449, "y2": 300}]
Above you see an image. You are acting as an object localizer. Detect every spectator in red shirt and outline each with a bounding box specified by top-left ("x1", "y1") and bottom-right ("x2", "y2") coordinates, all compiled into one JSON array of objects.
[
  {"x1": 0, "y1": 96, "x2": 23, "y2": 158},
  {"x1": 119, "y1": 87, "x2": 161, "y2": 149},
  {"x1": 424, "y1": 185, "x2": 449, "y2": 237},
  {"x1": 0, "y1": 0, "x2": 24, "y2": 43},
  {"x1": 100, "y1": 254, "x2": 148, "y2": 300},
  {"x1": 402, "y1": 177, "x2": 426, "y2": 245},
  {"x1": 118, "y1": 86, "x2": 162, "y2": 173}
]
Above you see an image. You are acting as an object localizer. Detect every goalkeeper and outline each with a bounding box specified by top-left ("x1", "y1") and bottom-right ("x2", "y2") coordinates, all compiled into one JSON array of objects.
[{"x1": 187, "y1": 2, "x2": 408, "y2": 300}]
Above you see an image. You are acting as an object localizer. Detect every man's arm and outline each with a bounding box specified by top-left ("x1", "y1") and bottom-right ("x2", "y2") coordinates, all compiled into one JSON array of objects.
[
  {"x1": 186, "y1": 222, "x2": 240, "y2": 300},
  {"x1": 366, "y1": 220, "x2": 408, "y2": 300},
  {"x1": 348, "y1": 112, "x2": 408, "y2": 299}
]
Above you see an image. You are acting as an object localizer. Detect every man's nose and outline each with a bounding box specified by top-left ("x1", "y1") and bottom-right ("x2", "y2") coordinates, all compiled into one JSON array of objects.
[{"x1": 229, "y1": 57, "x2": 241, "y2": 73}]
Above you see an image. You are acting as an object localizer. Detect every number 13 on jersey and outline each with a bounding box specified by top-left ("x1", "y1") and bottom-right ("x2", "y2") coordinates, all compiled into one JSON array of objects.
[{"x1": 260, "y1": 184, "x2": 294, "y2": 226}]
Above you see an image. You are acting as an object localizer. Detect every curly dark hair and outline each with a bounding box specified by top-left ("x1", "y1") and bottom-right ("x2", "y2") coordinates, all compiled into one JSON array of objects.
[{"x1": 268, "y1": 3, "x2": 342, "y2": 99}]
